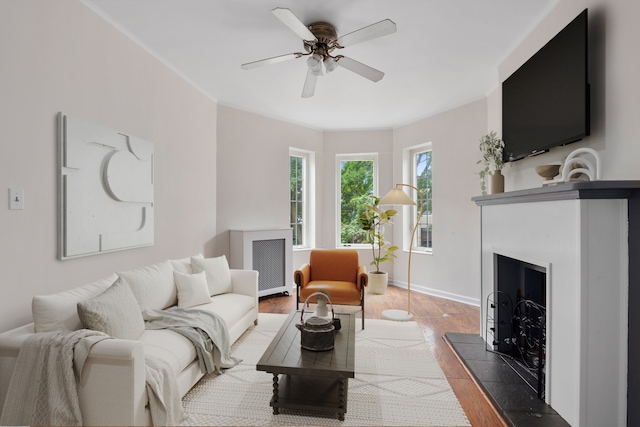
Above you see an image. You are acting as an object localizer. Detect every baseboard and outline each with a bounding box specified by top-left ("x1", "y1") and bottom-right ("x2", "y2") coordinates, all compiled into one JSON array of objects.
[{"x1": 388, "y1": 280, "x2": 480, "y2": 307}]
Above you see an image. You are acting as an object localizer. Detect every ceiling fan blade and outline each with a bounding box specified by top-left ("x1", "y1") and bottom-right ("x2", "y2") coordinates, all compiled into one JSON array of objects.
[
  {"x1": 337, "y1": 19, "x2": 397, "y2": 47},
  {"x1": 272, "y1": 7, "x2": 316, "y2": 41},
  {"x1": 241, "y1": 52, "x2": 301, "y2": 70},
  {"x1": 301, "y1": 69, "x2": 318, "y2": 98},
  {"x1": 336, "y1": 56, "x2": 385, "y2": 82}
]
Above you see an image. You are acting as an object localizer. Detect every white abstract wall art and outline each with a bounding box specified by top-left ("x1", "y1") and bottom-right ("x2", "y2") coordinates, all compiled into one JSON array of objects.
[{"x1": 59, "y1": 112, "x2": 154, "y2": 259}]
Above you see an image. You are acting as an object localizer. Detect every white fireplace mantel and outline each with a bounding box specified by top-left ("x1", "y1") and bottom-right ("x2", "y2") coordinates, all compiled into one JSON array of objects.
[{"x1": 473, "y1": 181, "x2": 640, "y2": 427}]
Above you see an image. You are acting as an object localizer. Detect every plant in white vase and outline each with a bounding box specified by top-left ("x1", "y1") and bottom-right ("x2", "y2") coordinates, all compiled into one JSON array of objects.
[
  {"x1": 358, "y1": 196, "x2": 398, "y2": 294},
  {"x1": 477, "y1": 131, "x2": 505, "y2": 195}
]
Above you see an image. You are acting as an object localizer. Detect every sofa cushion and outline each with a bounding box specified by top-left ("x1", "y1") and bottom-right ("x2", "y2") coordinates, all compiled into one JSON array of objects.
[
  {"x1": 118, "y1": 260, "x2": 176, "y2": 312},
  {"x1": 77, "y1": 278, "x2": 146, "y2": 340},
  {"x1": 139, "y1": 329, "x2": 197, "y2": 376},
  {"x1": 191, "y1": 256, "x2": 232, "y2": 296},
  {"x1": 32, "y1": 273, "x2": 118, "y2": 332},
  {"x1": 137, "y1": 293, "x2": 253, "y2": 376},
  {"x1": 197, "y1": 293, "x2": 255, "y2": 327},
  {"x1": 174, "y1": 271, "x2": 210, "y2": 308},
  {"x1": 169, "y1": 253, "x2": 204, "y2": 274}
]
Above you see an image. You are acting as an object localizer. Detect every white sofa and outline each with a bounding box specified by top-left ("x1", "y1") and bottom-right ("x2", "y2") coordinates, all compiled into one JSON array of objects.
[{"x1": 0, "y1": 254, "x2": 259, "y2": 426}]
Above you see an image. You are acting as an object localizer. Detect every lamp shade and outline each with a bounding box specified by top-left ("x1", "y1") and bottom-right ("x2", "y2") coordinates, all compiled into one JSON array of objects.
[{"x1": 379, "y1": 187, "x2": 416, "y2": 206}]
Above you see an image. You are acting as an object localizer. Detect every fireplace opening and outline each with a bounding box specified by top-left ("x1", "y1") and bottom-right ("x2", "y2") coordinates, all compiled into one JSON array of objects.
[{"x1": 487, "y1": 254, "x2": 547, "y2": 399}]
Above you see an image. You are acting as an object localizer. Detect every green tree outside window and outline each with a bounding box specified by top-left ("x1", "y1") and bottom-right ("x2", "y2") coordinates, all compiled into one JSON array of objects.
[{"x1": 340, "y1": 160, "x2": 374, "y2": 244}]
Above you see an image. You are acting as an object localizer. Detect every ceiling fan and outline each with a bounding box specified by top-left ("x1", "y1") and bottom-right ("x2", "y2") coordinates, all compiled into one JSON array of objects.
[{"x1": 241, "y1": 8, "x2": 397, "y2": 98}]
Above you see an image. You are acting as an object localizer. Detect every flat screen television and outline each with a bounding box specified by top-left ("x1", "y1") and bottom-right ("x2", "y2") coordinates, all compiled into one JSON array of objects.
[{"x1": 502, "y1": 9, "x2": 589, "y2": 162}]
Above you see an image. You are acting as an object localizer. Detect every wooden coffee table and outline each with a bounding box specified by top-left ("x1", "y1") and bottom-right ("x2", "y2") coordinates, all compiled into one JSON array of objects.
[{"x1": 256, "y1": 310, "x2": 355, "y2": 420}]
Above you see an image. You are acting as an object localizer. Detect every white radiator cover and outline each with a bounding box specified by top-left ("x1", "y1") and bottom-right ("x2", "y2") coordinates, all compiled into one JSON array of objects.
[{"x1": 229, "y1": 228, "x2": 293, "y2": 297}]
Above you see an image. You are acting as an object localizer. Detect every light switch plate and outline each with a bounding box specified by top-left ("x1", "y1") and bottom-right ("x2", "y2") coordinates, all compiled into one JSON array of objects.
[{"x1": 9, "y1": 188, "x2": 24, "y2": 210}]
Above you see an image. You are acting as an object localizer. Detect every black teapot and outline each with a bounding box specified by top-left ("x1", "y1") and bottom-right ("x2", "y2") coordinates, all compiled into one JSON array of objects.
[{"x1": 296, "y1": 292, "x2": 336, "y2": 351}]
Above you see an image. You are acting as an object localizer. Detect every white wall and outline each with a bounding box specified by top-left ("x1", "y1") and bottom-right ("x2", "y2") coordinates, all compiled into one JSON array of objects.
[
  {"x1": 391, "y1": 100, "x2": 487, "y2": 303},
  {"x1": 495, "y1": 0, "x2": 640, "y2": 191},
  {"x1": 6, "y1": 0, "x2": 636, "y2": 334},
  {"x1": 0, "y1": 0, "x2": 218, "y2": 332},
  {"x1": 215, "y1": 105, "x2": 324, "y2": 275}
]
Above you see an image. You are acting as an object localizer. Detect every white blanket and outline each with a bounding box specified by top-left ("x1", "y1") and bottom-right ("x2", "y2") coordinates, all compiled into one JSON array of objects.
[
  {"x1": 0, "y1": 329, "x2": 110, "y2": 426},
  {"x1": 0, "y1": 329, "x2": 185, "y2": 426},
  {"x1": 145, "y1": 355, "x2": 185, "y2": 426}
]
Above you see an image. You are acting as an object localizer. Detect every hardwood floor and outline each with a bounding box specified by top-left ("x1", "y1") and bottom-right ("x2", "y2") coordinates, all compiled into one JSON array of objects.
[{"x1": 259, "y1": 285, "x2": 508, "y2": 427}]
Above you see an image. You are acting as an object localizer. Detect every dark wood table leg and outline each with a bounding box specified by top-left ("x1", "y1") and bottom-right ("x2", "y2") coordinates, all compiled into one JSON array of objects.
[
  {"x1": 272, "y1": 373, "x2": 280, "y2": 415},
  {"x1": 338, "y1": 378, "x2": 346, "y2": 420}
]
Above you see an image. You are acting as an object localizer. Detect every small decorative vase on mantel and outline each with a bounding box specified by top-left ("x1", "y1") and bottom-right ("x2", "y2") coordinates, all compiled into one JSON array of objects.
[{"x1": 490, "y1": 170, "x2": 505, "y2": 194}]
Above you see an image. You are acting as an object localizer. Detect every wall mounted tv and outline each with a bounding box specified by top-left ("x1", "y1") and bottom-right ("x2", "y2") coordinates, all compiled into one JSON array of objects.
[{"x1": 502, "y1": 9, "x2": 589, "y2": 162}]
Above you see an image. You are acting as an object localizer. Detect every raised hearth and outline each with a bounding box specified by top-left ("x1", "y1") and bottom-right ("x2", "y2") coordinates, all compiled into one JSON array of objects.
[{"x1": 445, "y1": 332, "x2": 569, "y2": 427}]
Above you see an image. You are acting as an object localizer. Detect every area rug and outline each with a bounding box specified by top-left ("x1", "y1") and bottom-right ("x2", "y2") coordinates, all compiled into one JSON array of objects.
[{"x1": 181, "y1": 313, "x2": 471, "y2": 426}]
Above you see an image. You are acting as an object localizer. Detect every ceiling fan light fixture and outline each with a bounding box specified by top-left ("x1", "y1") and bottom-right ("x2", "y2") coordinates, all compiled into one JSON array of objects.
[
  {"x1": 307, "y1": 53, "x2": 324, "y2": 76},
  {"x1": 324, "y1": 57, "x2": 339, "y2": 73}
]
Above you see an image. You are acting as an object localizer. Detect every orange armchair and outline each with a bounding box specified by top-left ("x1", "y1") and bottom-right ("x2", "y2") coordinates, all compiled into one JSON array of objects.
[{"x1": 294, "y1": 249, "x2": 368, "y2": 329}]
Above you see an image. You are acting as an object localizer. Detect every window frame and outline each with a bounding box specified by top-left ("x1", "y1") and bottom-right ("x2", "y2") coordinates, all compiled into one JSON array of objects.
[
  {"x1": 407, "y1": 143, "x2": 433, "y2": 253},
  {"x1": 335, "y1": 153, "x2": 378, "y2": 248},
  {"x1": 289, "y1": 148, "x2": 315, "y2": 249}
]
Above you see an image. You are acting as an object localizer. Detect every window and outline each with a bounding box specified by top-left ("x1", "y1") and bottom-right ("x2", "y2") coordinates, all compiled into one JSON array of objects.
[
  {"x1": 290, "y1": 155, "x2": 304, "y2": 246},
  {"x1": 337, "y1": 154, "x2": 377, "y2": 246},
  {"x1": 289, "y1": 148, "x2": 315, "y2": 248},
  {"x1": 412, "y1": 146, "x2": 432, "y2": 250}
]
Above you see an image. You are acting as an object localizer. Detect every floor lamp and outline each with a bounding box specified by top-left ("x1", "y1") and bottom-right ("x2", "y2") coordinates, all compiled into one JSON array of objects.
[{"x1": 379, "y1": 183, "x2": 422, "y2": 321}]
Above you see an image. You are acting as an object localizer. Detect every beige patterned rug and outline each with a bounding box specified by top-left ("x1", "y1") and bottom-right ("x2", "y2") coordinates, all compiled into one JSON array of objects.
[{"x1": 181, "y1": 313, "x2": 471, "y2": 426}]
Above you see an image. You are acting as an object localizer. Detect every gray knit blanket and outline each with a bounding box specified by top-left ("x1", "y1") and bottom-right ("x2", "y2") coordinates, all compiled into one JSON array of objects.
[
  {"x1": 143, "y1": 307, "x2": 241, "y2": 374},
  {"x1": 0, "y1": 329, "x2": 185, "y2": 426},
  {"x1": 0, "y1": 329, "x2": 111, "y2": 426}
]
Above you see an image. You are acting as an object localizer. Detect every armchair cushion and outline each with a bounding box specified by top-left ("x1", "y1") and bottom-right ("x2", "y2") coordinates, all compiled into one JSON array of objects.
[
  {"x1": 309, "y1": 249, "x2": 359, "y2": 283},
  {"x1": 299, "y1": 281, "x2": 362, "y2": 305}
]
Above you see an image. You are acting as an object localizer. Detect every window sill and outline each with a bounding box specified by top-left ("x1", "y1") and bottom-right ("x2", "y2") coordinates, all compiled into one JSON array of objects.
[
  {"x1": 407, "y1": 248, "x2": 433, "y2": 255},
  {"x1": 336, "y1": 244, "x2": 370, "y2": 250}
]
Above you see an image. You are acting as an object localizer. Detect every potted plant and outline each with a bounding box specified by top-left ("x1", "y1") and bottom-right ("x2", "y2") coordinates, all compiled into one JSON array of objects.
[
  {"x1": 477, "y1": 131, "x2": 505, "y2": 195},
  {"x1": 358, "y1": 196, "x2": 399, "y2": 294}
]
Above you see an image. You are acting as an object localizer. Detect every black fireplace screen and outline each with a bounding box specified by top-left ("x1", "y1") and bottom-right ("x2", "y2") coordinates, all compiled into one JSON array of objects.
[
  {"x1": 487, "y1": 254, "x2": 547, "y2": 400},
  {"x1": 487, "y1": 292, "x2": 546, "y2": 399}
]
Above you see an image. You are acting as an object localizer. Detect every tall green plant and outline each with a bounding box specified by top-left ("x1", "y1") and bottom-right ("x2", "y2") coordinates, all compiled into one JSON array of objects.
[{"x1": 358, "y1": 196, "x2": 399, "y2": 274}]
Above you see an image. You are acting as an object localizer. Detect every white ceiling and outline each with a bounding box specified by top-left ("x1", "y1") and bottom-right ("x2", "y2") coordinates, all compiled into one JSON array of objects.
[{"x1": 83, "y1": 0, "x2": 556, "y2": 131}]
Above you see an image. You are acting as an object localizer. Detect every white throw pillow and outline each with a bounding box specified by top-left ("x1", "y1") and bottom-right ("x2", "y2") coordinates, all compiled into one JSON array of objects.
[
  {"x1": 118, "y1": 260, "x2": 176, "y2": 312},
  {"x1": 77, "y1": 278, "x2": 146, "y2": 340},
  {"x1": 169, "y1": 253, "x2": 204, "y2": 274},
  {"x1": 174, "y1": 271, "x2": 211, "y2": 308},
  {"x1": 191, "y1": 255, "x2": 233, "y2": 296},
  {"x1": 32, "y1": 274, "x2": 117, "y2": 332}
]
